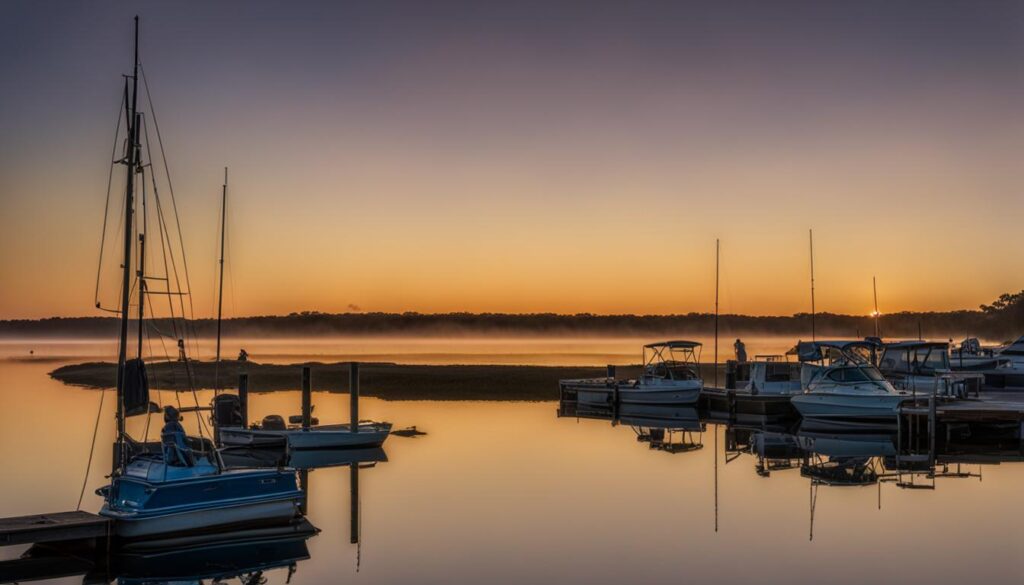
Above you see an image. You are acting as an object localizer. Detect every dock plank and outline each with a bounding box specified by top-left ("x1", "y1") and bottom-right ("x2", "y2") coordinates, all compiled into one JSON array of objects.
[{"x1": 0, "y1": 511, "x2": 108, "y2": 546}]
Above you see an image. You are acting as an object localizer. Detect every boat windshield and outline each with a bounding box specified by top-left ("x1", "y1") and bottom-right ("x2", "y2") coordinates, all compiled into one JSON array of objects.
[
  {"x1": 826, "y1": 366, "x2": 886, "y2": 383},
  {"x1": 880, "y1": 345, "x2": 949, "y2": 373}
]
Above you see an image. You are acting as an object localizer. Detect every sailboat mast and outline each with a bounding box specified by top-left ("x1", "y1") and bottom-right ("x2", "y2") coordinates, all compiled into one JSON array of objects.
[
  {"x1": 215, "y1": 167, "x2": 227, "y2": 366},
  {"x1": 872, "y1": 276, "x2": 880, "y2": 338},
  {"x1": 714, "y1": 239, "x2": 719, "y2": 388},
  {"x1": 114, "y1": 15, "x2": 141, "y2": 474},
  {"x1": 809, "y1": 229, "x2": 816, "y2": 342}
]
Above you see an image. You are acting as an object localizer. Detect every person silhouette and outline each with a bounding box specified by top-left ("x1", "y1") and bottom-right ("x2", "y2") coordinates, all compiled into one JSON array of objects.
[
  {"x1": 734, "y1": 338, "x2": 747, "y2": 363},
  {"x1": 161, "y1": 405, "x2": 194, "y2": 466}
]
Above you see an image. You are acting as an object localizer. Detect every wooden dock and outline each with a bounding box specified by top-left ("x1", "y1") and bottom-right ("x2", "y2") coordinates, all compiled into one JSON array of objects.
[
  {"x1": 902, "y1": 392, "x2": 1024, "y2": 423},
  {"x1": 0, "y1": 511, "x2": 109, "y2": 546}
]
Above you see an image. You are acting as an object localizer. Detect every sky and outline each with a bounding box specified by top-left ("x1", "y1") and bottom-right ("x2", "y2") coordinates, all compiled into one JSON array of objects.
[{"x1": 1, "y1": 1, "x2": 1022, "y2": 319}]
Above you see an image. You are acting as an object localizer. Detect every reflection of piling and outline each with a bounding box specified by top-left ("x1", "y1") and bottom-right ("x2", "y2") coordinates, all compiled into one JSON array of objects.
[
  {"x1": 350, "y1": 362, "x2": 360, "y2": 433},
  {"x1": 238, "y1": 373, "x2": 249, "y2": 428},
  {"x1": 299, "y1": 469, "x2": 309, "y2": 515},
  {"x1": 302, "y1": 366, "x2": 312, "y2": 430},
  {"x1": 350, "y1": 463, "x2": 360, "y2": 544}
]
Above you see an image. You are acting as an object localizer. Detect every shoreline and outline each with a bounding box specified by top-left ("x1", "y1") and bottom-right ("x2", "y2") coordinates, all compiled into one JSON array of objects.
[{"x1": 50, "y1": 360, "x2": 675, "y2": 401}]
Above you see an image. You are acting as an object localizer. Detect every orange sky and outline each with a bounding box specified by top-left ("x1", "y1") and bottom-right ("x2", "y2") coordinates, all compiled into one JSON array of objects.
[{"x1": 1, "y1": 3, "x2": 1022, "y2": 319}]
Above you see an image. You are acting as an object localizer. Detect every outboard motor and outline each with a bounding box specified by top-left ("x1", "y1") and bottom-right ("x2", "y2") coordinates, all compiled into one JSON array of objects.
[
  {"x1": 261, "y1": 414, "x2": 287, "y2": 430},
  {"x1": 212, "y1": 394, "x2": 243, "y2": 428}
]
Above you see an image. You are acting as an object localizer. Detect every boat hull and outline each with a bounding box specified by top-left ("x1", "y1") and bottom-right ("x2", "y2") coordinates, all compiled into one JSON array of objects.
[
  {"x1": 568, "y1": 382, "x2": 700, "y2": 406},
  {"x1": 105, "y1": 498, "x2": 300, "y2": 540},
  {"x1": 700, "y1": 388, "x2": 797, "y2": 417},
  {"x1": 791, "y1": 394, "x2": 906, "y2": 430},
  {"x1": 219, "y1": 423, "x2": 392, "y2": 450}
]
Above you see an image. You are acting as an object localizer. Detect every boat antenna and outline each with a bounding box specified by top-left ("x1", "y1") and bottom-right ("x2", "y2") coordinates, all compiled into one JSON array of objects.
[
  {"x1": 215, "y1": 166, "x2": 228, "y2": 392},
  {"x1": 114, "y1": 15, "x2": 141, "y2": 475},
  {"x1": 872, "y1": 276, "x2": 880, "y2": 338},
  {"x1": 714, "y1": 239, "x2": 720, "y2": 387},
  {"x1": 809, "y1": 229, "x2": 816, "y2": 342}
]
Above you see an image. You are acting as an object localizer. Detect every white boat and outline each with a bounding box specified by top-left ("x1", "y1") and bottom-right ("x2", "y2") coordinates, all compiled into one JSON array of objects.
[
  {"x1": 877, "y1": 340, "x2": 981, "y2": 397},
  {"x1": 950, "y1": 336, "x2": 1024, "y2": 391},
  {"x1": 213, "y1": 388, "x2": 392, "y2": 450},
  {"x1": 560, "y1": 341, "x2": 703, "y2": 406},
  {"x1": 790, "y1": 341, "x2": 912, "y2": 428},
  {"x1": 218, "y1": 421, "x2": 392, "y2": 450}
]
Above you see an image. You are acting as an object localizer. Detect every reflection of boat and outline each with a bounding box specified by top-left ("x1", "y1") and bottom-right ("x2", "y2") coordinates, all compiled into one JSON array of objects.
[
  {"x1": 214, "y1": 393, "x2": 392, "y2": 450},
  {"x1": 560, "y1": 341, "x2": 703, "y2": 406},
  {"x1": 790, "y1": 341, "x2": 912, "y2": 430},
  {"x1": 796, "y1": 430, "x2": 897, "y2": 458},
  {"x1": 616, "y1": 404, "x2": 702, "y2": 429},
  {"x1": 221, "y1": 445, "x2": 388, "y2": 470},
  {"x1": 1, "y1": 521, "x2": 317, "y2": 585},
  {"x1": 95, "y1": 18, "x2": 304, "y2": 541},
  {"x1": 950, "y1": 336, "x2": 1024, "y2": 391}
]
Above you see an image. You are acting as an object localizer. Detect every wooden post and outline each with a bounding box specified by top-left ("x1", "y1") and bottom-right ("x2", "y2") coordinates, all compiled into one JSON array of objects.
[
  {"x1": 238, "y1": 373, "x2": 249, "y2": 428},
  {"x1": 350, "y1": 463, "x2": 360, "y2": 544},
  {"x1": 350, "y1": 362, "x2": 360, "y2": 433},
  {"x1": 606, "y1": 364, "x2": 615, "y2": 379},
  {"x1": 302, "y1": 366, "x2": 312, "y2": 430}
]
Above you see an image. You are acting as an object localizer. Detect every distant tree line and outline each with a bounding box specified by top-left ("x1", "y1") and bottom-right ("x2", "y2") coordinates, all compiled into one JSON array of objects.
[{"x1": 3, "y1": 290, "x2": 1022, "y2": 342}]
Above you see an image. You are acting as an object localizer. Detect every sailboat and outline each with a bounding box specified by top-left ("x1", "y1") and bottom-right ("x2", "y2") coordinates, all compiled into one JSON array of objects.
[{"x1": 95, "y1": 17, "x2": 304, "y2": 540}]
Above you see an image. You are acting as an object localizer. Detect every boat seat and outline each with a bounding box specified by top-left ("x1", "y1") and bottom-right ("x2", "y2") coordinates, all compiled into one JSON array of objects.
[
  {"x1": 160, "y1": 431, "x2": 195, "y2": 467},
  {"x1": 261, "y1": 414, "x2": 287, "y2": 430}
]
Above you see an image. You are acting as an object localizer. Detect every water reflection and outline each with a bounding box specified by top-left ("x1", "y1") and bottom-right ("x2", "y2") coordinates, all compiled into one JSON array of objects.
[{"x1": 0, "y1": 445, "x2": 387, "y2": 584}]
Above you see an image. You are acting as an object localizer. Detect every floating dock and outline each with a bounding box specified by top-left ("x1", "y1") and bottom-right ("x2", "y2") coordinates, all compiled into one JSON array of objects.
[{"x1": 0, "y1": 511, "x2": 109, "y2": 546}]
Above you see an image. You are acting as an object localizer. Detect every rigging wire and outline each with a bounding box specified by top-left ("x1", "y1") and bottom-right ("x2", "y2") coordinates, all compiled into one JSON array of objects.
[
  {"x1": 76, "y1": 388, "x2": 106, "y2": 511},
  {"x1": 94, "y1": 89, "x2": 128, "y2": 310},
  {"x1": 140, "y1": 63, "x2": 203, "y2": 361}
]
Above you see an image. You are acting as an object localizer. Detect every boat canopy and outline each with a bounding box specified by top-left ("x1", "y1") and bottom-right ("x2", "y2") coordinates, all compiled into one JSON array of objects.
[
  {"x1": 883, "y1": 341, "x2": 949, "y2": 350},
  {"x1": 644, "y1": 340, "x2": 702, "y2": 349},
  {"x1": 791, "y1": 340, "x2": 878, "y2": 364}
]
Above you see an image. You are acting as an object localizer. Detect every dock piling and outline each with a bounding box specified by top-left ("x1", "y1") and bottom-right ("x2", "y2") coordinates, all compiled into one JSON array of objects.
[
  {"x1": 301, "y1": 366, "x2": 312, "y2": 430},
  {"x1": 238, "y1": 373, "x2": 249, "y2": 428},
  {"x1": 350, "y1": 362, "x2": 360, "y2": 433}
]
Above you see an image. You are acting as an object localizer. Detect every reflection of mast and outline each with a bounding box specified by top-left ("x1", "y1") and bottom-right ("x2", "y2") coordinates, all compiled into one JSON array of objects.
[
  {"x1": 809, "y1": 479, "x2": 817, "y2": 541},
  {"x1": 714, "y1": 424, "x2": 719, "y2": 533}
]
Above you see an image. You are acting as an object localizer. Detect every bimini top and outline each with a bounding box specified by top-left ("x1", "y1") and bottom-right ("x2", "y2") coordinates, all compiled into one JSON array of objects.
[
  {"x1": 883, "y1": 340, "x2": 950, "y2": 350},
  {"x1": 644, "y1": 340, "x2": 702, "y2": 350},
  {"x1": 791, "y1": 340, "x2": 878, "y2": 363}
]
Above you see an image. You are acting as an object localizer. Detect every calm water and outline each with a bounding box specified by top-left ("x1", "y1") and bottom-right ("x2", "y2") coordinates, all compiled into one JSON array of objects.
[{"x1": 1, "y1": 339, "x2": 1023, "y2": 584}]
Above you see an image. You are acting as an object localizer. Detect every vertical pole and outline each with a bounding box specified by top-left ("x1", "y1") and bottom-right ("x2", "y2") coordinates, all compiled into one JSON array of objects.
[
  {"x1": 215, "y1": 168, "x2": 227, "y2": 366},
  {"x1": 606, "y1": 364, "x2": 615, "y2": 379},
  {"x1": 918, "y1": 321, "x2": 923, "y2": 341},
  {"x1": 114, "y1": 16, "x2": 141, "y2": 475},
  {"x1": 350, "y1": 362, "x2": 360, "y2": 433},
  {"x1": 136, "y1": 233, "x2": 145, "y2": 358},
  {"x1": 238, "y1": 373, "x2": 249, "y2": 428},
  {"x1": 809, "y1": 229, "x2": 816, "y2": 342},
  {"x1": 714, "y1": 238, "x2": 720, "y2": 388},
  {"x1": 350, "y1": 463, "x2": 360, "y2": 544},
  {"x1": 872, "y1": 276, "x2": 880, "y2": 338},
  {"x1": 302, "y1": 366, "x2": 312, "y2": 430}
]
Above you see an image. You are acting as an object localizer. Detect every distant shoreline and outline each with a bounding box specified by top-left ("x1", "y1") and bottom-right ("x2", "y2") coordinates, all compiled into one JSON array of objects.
[{"x1": 5, "y1": 297, "x2": 1022, "y2": 341}]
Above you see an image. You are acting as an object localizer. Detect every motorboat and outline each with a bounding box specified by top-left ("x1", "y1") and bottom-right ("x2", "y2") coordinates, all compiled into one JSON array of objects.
[
  {"x1": 949, "y1": 336, "x2": 1024, "y2": 391},
  {"x1": 877, "y1": 340, "x2": 982, "y2": 398},
  {"x1": 703, "y1": 355, "x2": 801, "y2": 417},
  {"x1": 790, "y1": 340, "x2": 912, "y2": 429},
  {"x1": 559, "y1": 341, "x2": 703, "y2": 406},
  {"x1": 213, "y1": 393, "x2": 392, "y2": 450}
]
